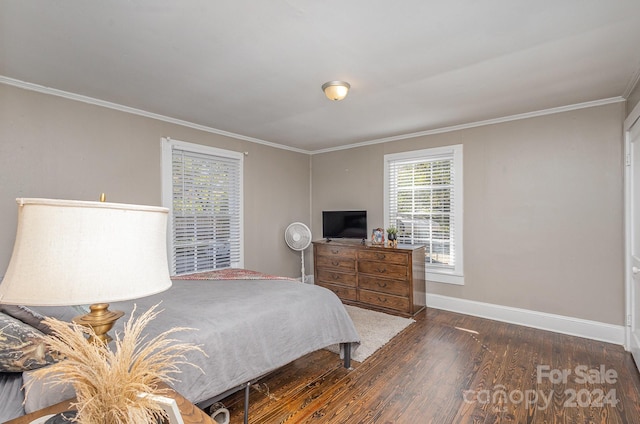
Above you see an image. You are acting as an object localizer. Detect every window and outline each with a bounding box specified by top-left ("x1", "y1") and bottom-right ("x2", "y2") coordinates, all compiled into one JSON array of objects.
[
  {"x1": 161, "y1": 138, "x2": 243, "y2": 275},
  {"x1": 384, "y1": 145, "x2": 463, "y2": 285}
]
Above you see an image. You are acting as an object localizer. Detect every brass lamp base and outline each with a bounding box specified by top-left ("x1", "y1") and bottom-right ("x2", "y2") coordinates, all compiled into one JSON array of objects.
[{"x1": 72, "y1": 303, "x2": 124, "y2": 345}]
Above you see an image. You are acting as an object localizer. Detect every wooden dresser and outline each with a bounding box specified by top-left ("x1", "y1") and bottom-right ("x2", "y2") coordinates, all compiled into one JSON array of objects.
[{"x1": 313, "y1": 240, "x2": 426, "y2": 317}]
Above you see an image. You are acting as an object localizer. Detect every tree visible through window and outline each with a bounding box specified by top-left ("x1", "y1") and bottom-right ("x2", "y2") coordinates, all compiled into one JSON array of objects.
[
  {"x1": 385, "y1": 145, "x2": 463, "y2": 284},
  {"x1": 162, "y1": 139, "x2": 243, "y2": 275}
]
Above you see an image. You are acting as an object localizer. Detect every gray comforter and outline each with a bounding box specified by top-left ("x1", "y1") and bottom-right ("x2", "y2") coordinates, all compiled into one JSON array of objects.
[{"x1": 16, "y1": 278, "x2": 359, "y2": 415}]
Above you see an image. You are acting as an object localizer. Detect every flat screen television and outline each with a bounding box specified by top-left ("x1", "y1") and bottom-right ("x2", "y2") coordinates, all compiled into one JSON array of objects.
[{"x1": 322, "y1": 210, "x2": 367, "y2": 240}]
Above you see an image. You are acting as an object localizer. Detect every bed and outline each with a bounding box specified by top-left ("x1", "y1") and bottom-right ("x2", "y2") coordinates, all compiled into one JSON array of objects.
[{"x1": 0, "y1": 269, "x2": 360, "y2": 422}]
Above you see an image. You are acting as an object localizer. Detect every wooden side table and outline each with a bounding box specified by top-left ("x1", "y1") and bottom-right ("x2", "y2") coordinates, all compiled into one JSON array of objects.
[{"x1": 4, "y1": 384, "x2": 214, "y2": 424}]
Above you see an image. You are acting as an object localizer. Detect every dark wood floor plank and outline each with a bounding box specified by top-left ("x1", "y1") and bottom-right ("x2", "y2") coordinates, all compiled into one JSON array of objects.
[{"x1": 217, "y1": 308, "x2": 640, "y2": 424}]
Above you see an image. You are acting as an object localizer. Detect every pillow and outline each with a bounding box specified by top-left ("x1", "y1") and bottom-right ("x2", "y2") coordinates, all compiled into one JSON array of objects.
[
  {"x1": 24, "y1": 305, "x2": 89, "y2": 329},
  {"x1": 0, "y1": 304, "x2": 89, "y2": 335},
  {"x1": 0, "y1": 312, "x2": 56, "y2": 372},
  {"x1": 0, "y1": 305, "x2": 51, "y2": 334}
]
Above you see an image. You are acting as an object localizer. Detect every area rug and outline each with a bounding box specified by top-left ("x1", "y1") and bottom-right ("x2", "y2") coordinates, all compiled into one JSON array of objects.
[{"x1": 327, "y1": 305, "x2": 415, "y2": 362}]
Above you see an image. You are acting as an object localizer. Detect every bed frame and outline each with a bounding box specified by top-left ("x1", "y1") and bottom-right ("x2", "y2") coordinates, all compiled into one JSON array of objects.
[{"x1": 197, "y1": 343, "x2": 352, "y2": 423}]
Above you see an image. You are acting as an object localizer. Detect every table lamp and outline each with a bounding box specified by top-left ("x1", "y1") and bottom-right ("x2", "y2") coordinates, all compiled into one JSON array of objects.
[{"x1": 0, "y1": 197, "x2": 172, "y2": 343}]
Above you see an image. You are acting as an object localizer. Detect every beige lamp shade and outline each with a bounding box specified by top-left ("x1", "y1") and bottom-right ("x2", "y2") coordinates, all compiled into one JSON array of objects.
[{"x1": 0, "y1": 198, "x2": 172, "y2": 306}]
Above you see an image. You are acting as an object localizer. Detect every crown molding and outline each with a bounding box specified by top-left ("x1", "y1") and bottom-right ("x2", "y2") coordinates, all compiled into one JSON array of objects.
[
  {"x1": 2, "y1": 75, "x2": 625, "y2": 156},
  {"x1": 622, "y1": 65, "x2": 640, "y2": 99},
  {"x1": 311, "y1": 97, "x2": 625, "y2": 154},
  {"x1": 0, "y1": 76, "x2": 311, "y2": 155}
]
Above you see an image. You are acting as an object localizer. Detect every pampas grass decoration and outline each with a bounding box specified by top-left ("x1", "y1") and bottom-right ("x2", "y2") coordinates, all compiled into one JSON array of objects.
[{"x1": 28, "y1": 304, "x2": 204, "y2": 424}]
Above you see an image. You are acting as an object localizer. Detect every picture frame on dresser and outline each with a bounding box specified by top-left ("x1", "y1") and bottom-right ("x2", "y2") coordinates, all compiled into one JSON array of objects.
[{"x1": 370, "y1": 228, "x2": 385, "y2": 245}]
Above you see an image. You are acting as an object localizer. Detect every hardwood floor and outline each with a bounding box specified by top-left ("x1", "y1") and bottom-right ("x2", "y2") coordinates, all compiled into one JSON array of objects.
[{"x1": 215, "y1": 308, "x2": 640, "y2": 423}]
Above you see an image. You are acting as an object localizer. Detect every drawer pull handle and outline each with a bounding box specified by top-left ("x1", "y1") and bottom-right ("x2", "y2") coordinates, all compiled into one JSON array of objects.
[
  {"x1": 376, "y1": 267, "x2": 387, "y2": 273},
  {"x1": 331, "y1": 260, "x2": 340, "y2": 266},
  {"x1": 331, "y1": 249, "x2": 340, "y2": 254},
  {"x1": 377, "y1": 297, "x2": 387, "y2": 303},
  {"x1": 331, "y1": 274, "x2": 340, "y2": 280},
  {"x1": 376, "y1": 253, "x2": 386, "y2": 259},
  {"x1": 377, "y1": 282, "x2": 387, "y2": 288}
]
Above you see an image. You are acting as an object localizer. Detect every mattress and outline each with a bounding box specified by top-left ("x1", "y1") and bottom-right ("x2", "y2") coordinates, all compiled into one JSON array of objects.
[{"x1": 19, "y1": 276, "x2": 360, "y2": 413}]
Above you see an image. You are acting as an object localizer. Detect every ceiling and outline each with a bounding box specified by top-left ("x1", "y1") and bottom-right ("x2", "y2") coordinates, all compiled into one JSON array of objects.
[{"x1": 2, "y1": 1, "x2": 640, "y2": 153}]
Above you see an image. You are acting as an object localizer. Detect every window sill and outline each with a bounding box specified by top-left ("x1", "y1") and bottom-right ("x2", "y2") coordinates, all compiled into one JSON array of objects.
[{"x1": 426, "y1": 271, "x2": 464, "y2": 285}]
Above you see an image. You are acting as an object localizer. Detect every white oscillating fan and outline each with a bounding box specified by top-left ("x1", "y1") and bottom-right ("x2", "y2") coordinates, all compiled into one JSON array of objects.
[{"x1": 284, "y1": 222, "x2": 312, "y2": 282}]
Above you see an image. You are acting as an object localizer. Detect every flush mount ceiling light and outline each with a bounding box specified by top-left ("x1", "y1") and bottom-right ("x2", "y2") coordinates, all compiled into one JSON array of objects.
[{"x1": 322, "y1": 81, "x2": 350, "y2": 101}]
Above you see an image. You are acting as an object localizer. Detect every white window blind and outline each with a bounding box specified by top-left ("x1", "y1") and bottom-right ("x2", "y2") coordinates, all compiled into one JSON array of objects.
[
  {"x1": 385, "y1": 145, "x2": 463, "y2": 284},
  {"x1": 162, "y1": 139, "x2": 243, "y2": 275}
]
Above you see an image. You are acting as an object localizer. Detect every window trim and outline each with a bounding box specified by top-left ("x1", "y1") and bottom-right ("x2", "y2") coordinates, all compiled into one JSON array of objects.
[
  {"x1": 161, "y1": 137, "x2": 244, "y2": 275},
  {"x1": 384, "y1": 145, "x2": 464, "y2": 285}
]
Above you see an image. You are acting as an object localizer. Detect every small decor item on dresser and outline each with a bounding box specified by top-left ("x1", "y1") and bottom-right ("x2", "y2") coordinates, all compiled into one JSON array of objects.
[
  {"x1": 386, "y1": 226, "x2": 398, "y2": 248},
  {"x1": 371, "y1": 228, "x2": 385, "y2": 245}
]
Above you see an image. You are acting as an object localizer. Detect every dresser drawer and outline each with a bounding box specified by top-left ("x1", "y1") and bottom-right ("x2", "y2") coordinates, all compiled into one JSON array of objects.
[
  {"x1": 318, "y1": 282, "x2": 357, "y2": 301},
  {"x1": 357, "y1": 260, "x2": 407, "y2": 279},
  {"x1": 317, "y1": 269, "x2": 357, "y2": 287},
  {"x1": 317, "y1": 255, "x2": 356, "y2": 271},
  {"x1": 359, "y1": 289, "x2": 410, "y2": 312},
  {"x1": 358, "y1": 275, "x2": 409, "y2": 297},
  {"x1": 315, "y1": 244, "x2": 357, "y2": 259},
  {"x1": 358, "y1": 250, "x2": 408, "y2": 265},
  {"x1": 313, "y1": 241, "x2": 426, "y2": 317}
]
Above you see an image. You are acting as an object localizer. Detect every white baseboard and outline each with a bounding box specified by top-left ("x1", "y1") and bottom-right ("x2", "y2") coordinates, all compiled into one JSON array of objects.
[{"x1": 426, "y1": 294, "x2": 625, "y2": 346}]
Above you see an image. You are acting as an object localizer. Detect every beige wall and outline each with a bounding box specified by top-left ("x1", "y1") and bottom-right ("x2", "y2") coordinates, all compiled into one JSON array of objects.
[
  {"x1": 1, "y1": 82, "x2": 627, "y2": 325},
  {"x1": 312, "y1": 103, "x2": 625, "y2": 325},
  {"x1": 0, "y1": 84, "x2": 310, "y2": 279}
]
